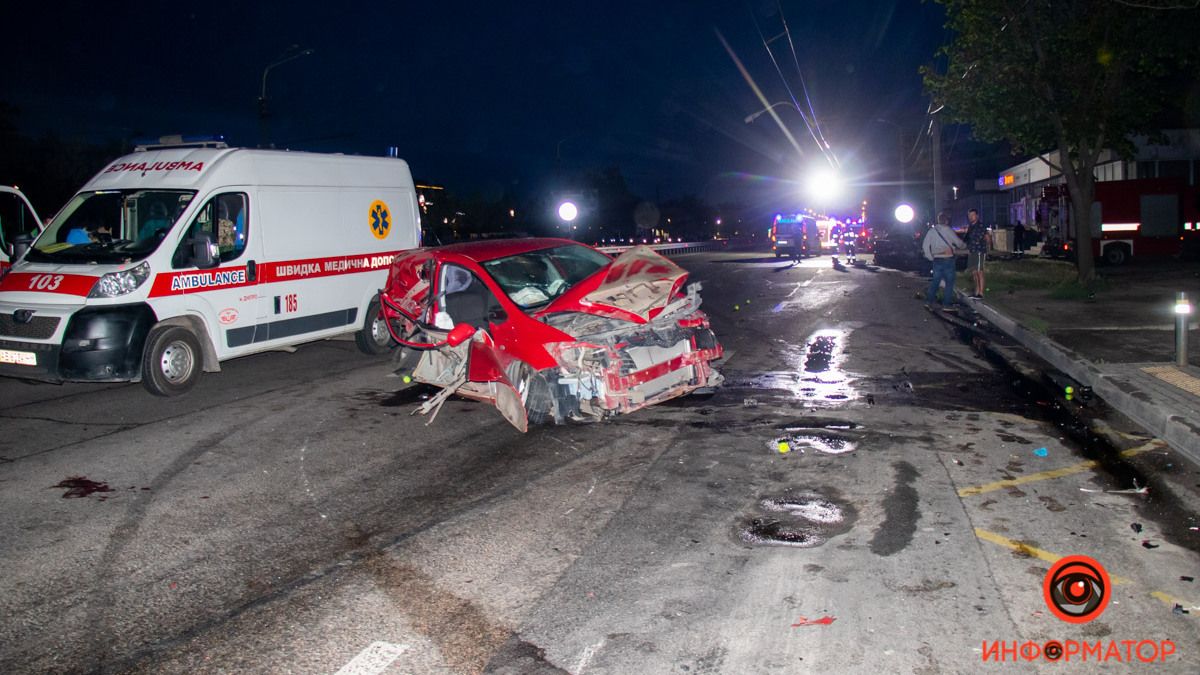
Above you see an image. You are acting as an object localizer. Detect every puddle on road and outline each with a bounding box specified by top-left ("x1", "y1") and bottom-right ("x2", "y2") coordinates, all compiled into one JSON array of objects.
[
  {"x1": 769, "y1": 433, "x2": 857, "y2": 455},
  {"x1": 52, "y1": 477, "x2": 115, "y2": 499},
  {"x1": 759, "y1": 495, "x2": 846, "y2": 524},
  {"x1": 769, "y1": 418, "x2": 863, "y2": 455},
  {"x1": 741, "y1": 518, "x2": 827, "y2": 548},
  {"x1": 738, "y1": 490, "x2": 857, "y2": 548},
  {"x1": 727, "y1": 329, "x2": 858, "y2": 404}
]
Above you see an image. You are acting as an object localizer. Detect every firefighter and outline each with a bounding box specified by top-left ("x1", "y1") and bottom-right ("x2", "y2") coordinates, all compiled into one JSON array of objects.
[{"x1": 838, "y1": 224, "x2": 857, "y2": 265}]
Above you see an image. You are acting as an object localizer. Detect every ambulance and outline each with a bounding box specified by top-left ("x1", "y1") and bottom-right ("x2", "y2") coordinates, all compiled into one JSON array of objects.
[{"x1": 0, "y1": 139, "x2": 420, "y2": 395}]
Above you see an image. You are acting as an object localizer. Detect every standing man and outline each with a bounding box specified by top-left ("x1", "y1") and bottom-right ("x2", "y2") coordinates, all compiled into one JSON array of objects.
[
  {"x1": 922, "y1": 212, "x2": 965, "y2": 310},
  {"x1": 965, "y1": 208, "x2": 991, "y2": 299}
]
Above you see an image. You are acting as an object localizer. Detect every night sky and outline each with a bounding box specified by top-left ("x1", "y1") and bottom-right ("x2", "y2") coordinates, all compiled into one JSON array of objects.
[{"x1": 5, "y1": 1, "x2": 948, "y2": 214}]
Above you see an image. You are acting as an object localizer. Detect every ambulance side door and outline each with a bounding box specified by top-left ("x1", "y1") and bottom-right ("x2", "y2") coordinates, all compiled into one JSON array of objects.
[{"x1": 169, "y1": 191, "x2": 262, "y2": 357}]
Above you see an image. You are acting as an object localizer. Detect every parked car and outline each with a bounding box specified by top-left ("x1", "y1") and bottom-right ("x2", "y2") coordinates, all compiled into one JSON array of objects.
[
  {"x1": 377, "y1": 238, "x2": 724, "y2": 431},
  {"x1": 872, "y1": 224, "x2": 968, "y2": 273}
]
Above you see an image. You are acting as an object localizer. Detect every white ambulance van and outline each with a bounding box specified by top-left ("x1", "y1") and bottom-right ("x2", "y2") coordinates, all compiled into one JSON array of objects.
[
  {"x1": 0, "y1": 140, "x2": 420, "y2": 395},
  {"x1": 0, "y1": 185, "x2": 44, "y2": 270}
]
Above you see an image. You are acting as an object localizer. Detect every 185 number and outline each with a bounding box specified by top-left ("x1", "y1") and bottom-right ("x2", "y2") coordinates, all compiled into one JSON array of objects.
[{"x1": 284, "y1": 293, "x2": 298, "y2": 313}]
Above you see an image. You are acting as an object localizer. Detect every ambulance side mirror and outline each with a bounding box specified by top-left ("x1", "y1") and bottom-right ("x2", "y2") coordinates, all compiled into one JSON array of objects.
[
  {"x1": 189, "y1": 233, "x2": 219, "y2": 269},
  {"x1": 10, "y1": 233, "x2": 33, "y2": 262}
]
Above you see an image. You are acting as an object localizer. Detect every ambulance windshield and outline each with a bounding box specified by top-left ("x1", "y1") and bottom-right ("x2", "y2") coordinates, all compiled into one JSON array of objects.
[{"x1": 26, "y1": 189, "x2": 195, "y2": 264}]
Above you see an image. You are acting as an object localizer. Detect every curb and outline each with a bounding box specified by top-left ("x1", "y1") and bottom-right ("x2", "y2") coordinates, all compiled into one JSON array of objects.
[{"x1": 961, "y1": 292, "x2": 1200, "y2": 467}]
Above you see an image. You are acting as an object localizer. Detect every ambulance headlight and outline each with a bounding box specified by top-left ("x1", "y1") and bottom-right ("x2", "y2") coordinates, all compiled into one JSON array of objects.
[{"x1": 89, "y1": 261, "x2": 151, "y2": 298}]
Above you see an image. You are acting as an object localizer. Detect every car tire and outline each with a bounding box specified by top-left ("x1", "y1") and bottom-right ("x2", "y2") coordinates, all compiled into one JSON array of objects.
[
  {"x1": 1103, "y1": 244, "x2": 1129, "y2": 266},
  {"x1": 355, "y1": 298, "x2": 394, "y2": 355},
  {"x1": 142, "y1": 325, "x2": 202, "y2": 397}
]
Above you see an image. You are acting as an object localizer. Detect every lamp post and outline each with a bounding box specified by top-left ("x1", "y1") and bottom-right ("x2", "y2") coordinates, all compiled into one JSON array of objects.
[
  {"x1": 1176, "y1": 292, "x2": 1192, "y2": 367},
  {"x1": 744, "y1": 101, "x2": 797, "y2": 124},
  {"x1": 258, "y1": 46, "x2": 314, "y2": 148}
]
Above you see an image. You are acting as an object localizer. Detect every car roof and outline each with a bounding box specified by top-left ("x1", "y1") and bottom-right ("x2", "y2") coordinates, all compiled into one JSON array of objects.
[{"x1": 433, "y1": 237, "x2": 593, "y2": 263}]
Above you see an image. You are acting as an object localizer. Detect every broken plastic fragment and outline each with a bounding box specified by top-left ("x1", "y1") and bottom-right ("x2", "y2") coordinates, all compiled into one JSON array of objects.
[
  {"x1": 1131, "y1": 522, "x2": 1143, "y2": 534},
  {"x1": 791, "y1": 615, "x2": 836, "y2": 627},
  {"x1": 1033, "y1": 447, "x2": 1049, "y2": 457},
  {"x1": 1142, "y1": 540, "x2": 1160, "y2": 549}
]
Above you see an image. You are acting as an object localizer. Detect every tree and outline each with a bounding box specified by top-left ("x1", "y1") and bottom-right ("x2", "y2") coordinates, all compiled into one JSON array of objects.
[{"x1": 923, "y1": 0, "x2": 1200, "y2": 282}]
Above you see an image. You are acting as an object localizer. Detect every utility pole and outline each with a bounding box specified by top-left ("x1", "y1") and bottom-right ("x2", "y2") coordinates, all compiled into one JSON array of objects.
[{"x1": 932, "y1": 114, "x2": 944, "y2": 217}]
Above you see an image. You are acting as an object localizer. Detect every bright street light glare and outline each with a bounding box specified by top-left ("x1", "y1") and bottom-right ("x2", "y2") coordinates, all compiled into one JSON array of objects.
[
  {"x1": 557, "y1": 201, "x2": 578, "y2": 222},
  {"x1": 806, "y1": 168, "x2": 843, "y2": 202},
  {"x1": 894, "y1": 203, "x2": 915, "y2": 223}
]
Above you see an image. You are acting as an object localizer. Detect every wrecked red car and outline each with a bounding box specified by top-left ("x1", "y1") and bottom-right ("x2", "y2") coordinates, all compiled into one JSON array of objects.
[{"x1": 377, "y1": 238, "x2": 723, "y2": 431}]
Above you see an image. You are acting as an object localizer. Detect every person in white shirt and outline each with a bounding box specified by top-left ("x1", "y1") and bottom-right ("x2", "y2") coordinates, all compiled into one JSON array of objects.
[{"x1": 922, "y1": 212, "x2": 965, "y2": 309}]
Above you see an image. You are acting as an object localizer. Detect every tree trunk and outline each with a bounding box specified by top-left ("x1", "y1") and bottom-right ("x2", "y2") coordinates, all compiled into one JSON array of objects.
[
  {"x1": 1058, "y1": 153, "x2": 1097, "y2": 284},
  {"x1": 1070, "y1": 175, "x2": 1097, "y2": 284}
]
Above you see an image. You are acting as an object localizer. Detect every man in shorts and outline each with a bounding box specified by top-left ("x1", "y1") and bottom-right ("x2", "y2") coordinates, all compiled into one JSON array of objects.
[{"x1": 965, "y1": 208, "x2": 991, "y2": 299}]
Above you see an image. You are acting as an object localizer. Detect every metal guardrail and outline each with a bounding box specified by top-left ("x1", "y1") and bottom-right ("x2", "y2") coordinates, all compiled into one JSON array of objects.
[{"x1": 594, "y1": 240, "x2": 728, "y2": 256}]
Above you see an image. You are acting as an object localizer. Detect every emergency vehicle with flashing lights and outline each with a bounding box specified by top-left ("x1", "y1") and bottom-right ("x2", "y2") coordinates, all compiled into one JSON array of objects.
[
  {"x1": 0, "y1": 137, "x2": 420, "y2": 395},
  {"x1": 770, "y1": 214, "x2": 821, "y2": 259},
  {"x1": 0, "y1": 185, "x2": 44, "y2": 273}
]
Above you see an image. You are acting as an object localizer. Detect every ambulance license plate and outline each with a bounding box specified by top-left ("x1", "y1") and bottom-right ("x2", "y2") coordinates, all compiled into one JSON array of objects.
[{"x1": 0, "y1": 349, "x2": 36, "y2": 366}]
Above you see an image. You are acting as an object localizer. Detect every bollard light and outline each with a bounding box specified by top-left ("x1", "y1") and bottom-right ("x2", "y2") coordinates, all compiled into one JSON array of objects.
[
  {"x1": 1175, "y1": 294, "x2": 1192, "y2": 315},
  {"x1": 1176, "y1": 291, "x2": 1191, "y2": 367}
]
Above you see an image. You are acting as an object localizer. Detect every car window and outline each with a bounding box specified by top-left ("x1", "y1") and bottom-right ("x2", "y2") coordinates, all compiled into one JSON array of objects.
[
  {"x1": 483, "y1": 245, "x2": 609, "y2": 309},
  {"x1": 436, "y1": 263, "x2": 501, "y2": 329},
  {"x1": 172, "y1": 193, "x2": 248, "y2": 268}
]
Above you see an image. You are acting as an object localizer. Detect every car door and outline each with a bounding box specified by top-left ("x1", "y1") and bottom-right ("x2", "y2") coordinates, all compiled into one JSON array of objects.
[
  {"x1": 434, "y1": 262, "x2": 526, "y2": 430},
  {"x1": 167, "y1": 192, "x2": 262, "y2": 356}
]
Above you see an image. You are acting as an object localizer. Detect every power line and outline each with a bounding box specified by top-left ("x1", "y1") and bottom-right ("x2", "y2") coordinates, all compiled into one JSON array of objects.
[{"x1": 747, "y1": 4, "x2": 837, "y2": 168}]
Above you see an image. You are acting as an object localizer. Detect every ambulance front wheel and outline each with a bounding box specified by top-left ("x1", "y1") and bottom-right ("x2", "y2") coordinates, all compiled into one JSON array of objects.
[
  {"x1": 356, "y1": 298, "x2": 394, "y2": 355},
  {"x1": 142, "y1": 326, "x2": 202, "y2": 396}
]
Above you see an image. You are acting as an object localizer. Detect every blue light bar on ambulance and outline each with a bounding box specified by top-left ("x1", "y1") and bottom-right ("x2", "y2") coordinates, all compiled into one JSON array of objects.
[{"x1": 134, "y1": 134, "x2": 228, "y2": 151}]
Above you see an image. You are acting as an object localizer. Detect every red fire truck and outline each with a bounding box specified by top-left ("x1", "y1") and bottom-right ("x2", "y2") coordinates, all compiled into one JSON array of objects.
[{"x1": 1044, "y1": 178, "x2": 1200, "y2": 264}]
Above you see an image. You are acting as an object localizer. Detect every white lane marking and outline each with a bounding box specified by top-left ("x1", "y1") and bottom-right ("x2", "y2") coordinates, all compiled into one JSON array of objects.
[
  {"x1": 334, "y1": 641, "x2": 409, "y2": 675},
  {"x1": 801, "y1": 267, "x2": 823, "y2": 287}
]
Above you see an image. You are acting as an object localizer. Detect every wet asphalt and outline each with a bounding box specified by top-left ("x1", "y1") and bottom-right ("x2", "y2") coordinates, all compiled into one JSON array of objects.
[{"x1": 1, "y1": 250, "x2": 1199, "y2": 673}]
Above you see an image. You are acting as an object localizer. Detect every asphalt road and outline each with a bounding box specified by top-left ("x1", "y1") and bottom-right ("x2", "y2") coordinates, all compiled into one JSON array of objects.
[{"x1": 2, "y1": 251, "x2": 1199, "y2": 674}]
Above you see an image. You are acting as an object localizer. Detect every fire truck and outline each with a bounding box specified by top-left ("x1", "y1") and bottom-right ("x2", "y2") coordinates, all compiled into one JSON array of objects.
[{"x1": 1043, "y1": 178, "x2": 1200, "y2": 264}]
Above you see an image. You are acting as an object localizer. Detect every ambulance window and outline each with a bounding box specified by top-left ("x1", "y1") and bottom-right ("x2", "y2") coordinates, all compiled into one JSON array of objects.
[{"x1": 173, "y1": 192, "x2": 248, "y2": 268}]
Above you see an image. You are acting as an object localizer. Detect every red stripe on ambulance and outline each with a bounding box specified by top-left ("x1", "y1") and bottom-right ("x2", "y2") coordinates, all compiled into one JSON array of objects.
[
  {"x1": 146, "y1": 251, "x2": 401, "y2": 297},
  {"x1": 0, "y1": 272, "x2": 98, "y2": 296},
  {"x1": 259, "y1": 251, "x2": 401, "y2": 283}
]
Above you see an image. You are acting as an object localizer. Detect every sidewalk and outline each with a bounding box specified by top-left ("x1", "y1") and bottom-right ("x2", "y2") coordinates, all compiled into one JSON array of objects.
[{"x1": 961, "y1": 259, "x2": 1200, "y2": 466}]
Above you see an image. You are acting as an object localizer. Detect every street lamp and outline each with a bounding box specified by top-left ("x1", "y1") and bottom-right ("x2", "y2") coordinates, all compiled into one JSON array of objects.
[
  {"x1": 258, "y1": 46, "x2": 314, "y2": 148},
  {"x1": 744, "y1": 101, "x2": 797, "y2": 124},
  {"x1": 557, "y1": 201, "x2": 578, "y2": 223},
  {"x1": 806, "y1": 167, "x2": 843, "y2": 203}
]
